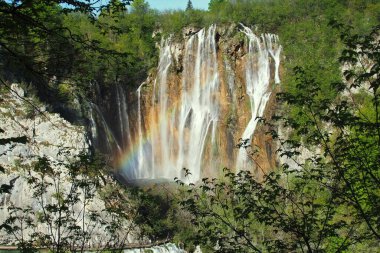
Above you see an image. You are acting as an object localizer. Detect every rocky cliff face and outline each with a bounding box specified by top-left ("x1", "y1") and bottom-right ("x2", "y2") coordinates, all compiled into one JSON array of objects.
[
  {"x1": 0, "y1": 84, "x2": 88, "y2": 165},
  {"x1": 0, "y1": 84, "x2": 118, "y2": 245},
  {"x1": 95, "y1": 24, "x2": 283, "y2": 183}
]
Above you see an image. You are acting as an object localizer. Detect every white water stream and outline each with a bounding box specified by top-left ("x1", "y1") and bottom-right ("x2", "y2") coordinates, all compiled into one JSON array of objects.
[
  {"x1": 236, "y1": 25, "x2": 281, "y2": 171},
  {"x1": 128, "y1": 25, "x2": 219, "y2": 182},
  {"x1": 122, "y1": 243, "x2": 186, "y2": 253}
]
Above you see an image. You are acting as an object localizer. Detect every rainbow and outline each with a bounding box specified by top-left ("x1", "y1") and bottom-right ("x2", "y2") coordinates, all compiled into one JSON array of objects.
[{"x1": 116, "y1": 103, "x2": 179, "y2": 180}]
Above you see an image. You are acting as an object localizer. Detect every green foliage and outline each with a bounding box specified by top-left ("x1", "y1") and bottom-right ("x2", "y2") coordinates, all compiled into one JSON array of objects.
[
  {"x1": 125, "y1": 185, "x2": 187, "y2": 243},
  {"x1": 2, "y1": 0, "x2": 378, "y2": 124},
  {"x1": 0, "y1": 136, "x2": 27, "y2": 145},
  {"x1": 186, "y1": 0, "x2": 194, "y2": 11},
  {"x1": 225, "y1": 108, "x2": 237, "y2": 132},
  {"x1": 129, "y1": 187, "x2": 175, "y2": 241},
  {"x1": 0, "y1": 0, "x2": 142, "y2": 119},
  {"x1": 1, "y1": 152, "x2": 131, "y2": 252},
  {"x1": 179, "y1": 168, "x2": 356, "y2": 252},
  {"x1": 1, "y1": 0, "x2": 378, "y2": 115},
  {"x1": 177, "y1": 24, "x2": 380, "y2": 252}
]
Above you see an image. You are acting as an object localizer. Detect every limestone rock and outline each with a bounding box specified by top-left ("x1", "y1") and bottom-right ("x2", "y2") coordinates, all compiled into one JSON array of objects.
[{"x1": 0, "y1": 84, "x2": 99, "y2": 244}]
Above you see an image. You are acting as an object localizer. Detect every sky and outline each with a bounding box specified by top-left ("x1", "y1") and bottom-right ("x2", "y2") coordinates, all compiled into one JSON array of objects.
[
  {"x1": 9, "y1": 0, "x2": 210, "y2": 12},
  {"x1": 145, "y1": 0, "x2": 210, "y2": 10}
]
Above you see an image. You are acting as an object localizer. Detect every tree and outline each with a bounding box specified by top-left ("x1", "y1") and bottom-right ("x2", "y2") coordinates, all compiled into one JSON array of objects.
[
  {"x1": 177, "y1": 23, "x2": 380, "y2": 252},
  {"x1": 1, "y1": 153, "x2": 132, "y2": 252},
  {"x1": 208, "y1": 0, "x2": 226, "y2": 12},
  {"x1": 276, "y1": 21, "x2": 380, "y2": 240},
  {"x1": 186, "y1": 0, "x2": 193, "y2": 11},
  {"x1": 0, "y1": 0, "x2": 133, "y2": 104}
]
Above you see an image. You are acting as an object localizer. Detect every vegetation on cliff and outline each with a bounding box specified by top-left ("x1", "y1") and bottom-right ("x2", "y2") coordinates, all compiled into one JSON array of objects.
[{"x1": 1, "y1": 0, "x2": 379, "y2": 106}]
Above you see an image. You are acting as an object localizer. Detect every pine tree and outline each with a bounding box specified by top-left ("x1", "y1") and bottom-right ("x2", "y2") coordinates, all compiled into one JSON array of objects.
[{"x1": 186, "y1": 0, "x2": 193, "y2": 11}]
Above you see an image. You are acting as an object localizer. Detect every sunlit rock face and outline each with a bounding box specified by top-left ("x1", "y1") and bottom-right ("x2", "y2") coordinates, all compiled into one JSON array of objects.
[
  {"x1": 0, "y1": 84, "x2": 140, "y2": 246},
  {"x1": 92, "y1": 24, "x2": 282, "y2": 183},
  {"x1": 0, "y1": 84, "x2": 86, "y2": 244}
]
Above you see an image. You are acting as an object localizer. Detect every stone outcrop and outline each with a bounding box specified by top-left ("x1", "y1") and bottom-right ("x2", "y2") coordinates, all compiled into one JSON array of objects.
[{"x1": 0, "y1": 83, "x2": 88, "y2": 167}]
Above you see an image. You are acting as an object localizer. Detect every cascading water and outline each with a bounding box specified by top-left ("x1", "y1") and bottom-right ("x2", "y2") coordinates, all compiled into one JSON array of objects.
[
  {"x1": 136, "y1": 82, "x2": 151, "y2": 179},
  {"x1": 236, "y1": 25, "x2": 281, "y2": 171},
  {"x1": 266, "y1": 33, "x2": 281, "y2": 84},
  {"x1": 89, "y1": 82, "x2": 135, "y2": 155},
  {"x1": 151, "y1": 37, "x2": 173, "y2": 180},
  {"x1": 116, "y1": 24, "x2": 281, "y2": 182},
  {"x1": 116, "y1": 84, "x2": 132, "y2": 149},
  {"x1": 90, "y1": 102, "x2": 122, "y2": 153},
  {"x1": 89, "y1": 105, "x2": 98, "y2": 143},
  {"x1": 174, "y1": 25, "x2": 219, "y2": 182},
  {"x1": 123, "y1": 25, "x2": 219, "y2": 182},
  {"x1": 123, "y1": 243, "x2": 186, "y2": 253}
]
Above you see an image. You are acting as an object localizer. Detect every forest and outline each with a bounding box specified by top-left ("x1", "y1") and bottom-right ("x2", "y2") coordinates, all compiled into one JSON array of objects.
[{"x1": 0, "y1": 0, "x2": 379, "y2": 252}]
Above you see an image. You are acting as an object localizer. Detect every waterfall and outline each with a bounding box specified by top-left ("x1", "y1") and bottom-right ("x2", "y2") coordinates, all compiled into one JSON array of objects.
[
  {"x1": 265, "y1": 33, "x2": 282, "y2": 84},
  {"x1": 136, "y1": 83, "x2": 152, "y2": 179},
  {"x1": 116, "y1": 84, "x2": 132, "y2": 148},
  {"x1": 236, "y1": 25, "x2": 281, "y2": 171},
  {"x1": 125, "y1": 25, "x2": 219, "y2": 182},
  {"x1": 89, "y1": 105, "x2": 98, "y2": 143},
  {"x1": 154, "y1": 37, "x2": 173, "y2": 180},
  {"x1": 89, "y1": 83, "x2": 133, "y2": 154},
  {"x1": 175, "y1": 24, "x2": 219, "y2": 182},
  {"x1": 118, "y1": 24, "x2": 281, "y2": 182},
  {"x1": 90, "y1": 102, "x2": 122, "y2": 153}
]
